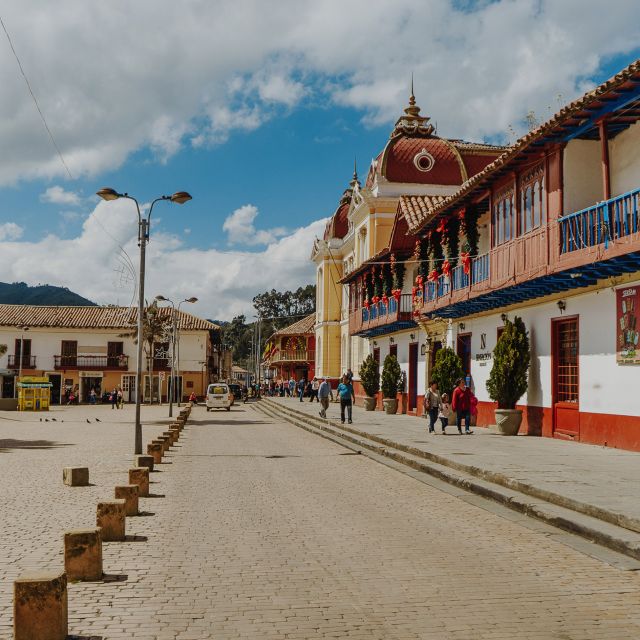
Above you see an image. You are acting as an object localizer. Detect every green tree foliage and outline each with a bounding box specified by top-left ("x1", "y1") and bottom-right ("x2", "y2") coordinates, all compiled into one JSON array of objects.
[
  {"x1": 364, "y1": 271, "x2": 374, "y2": 301},
  {"x1": 0, "y1": 344, "x2": 7, "y2": 357},
  {"x1": 381, "y1": 262, "x2": 393, "y2": 296},
  {"x1": 381, "y1": 354, "x2": 402, "y2": 399},
  {"x1": 222, "y1": 315, "x2": 253, "y2": 364},
  {"x1": 463, "y1": 206, "x2": 480, "y2": 256},
  {"x1": 252, "y1": 285, "x2": 315, "y2": 332},
  {"x1": 0, "y1": 282, "x2": 95, "y2": 306},
  {"x1": 391, "y1": 254, "x2": 405, "y2": 291},
  {"x1": 417, "y1": 237, "x2": 430, "y2": 279},
  {"x1": 431, "y1": 347, "x2": 464, "y2": 397},
  {"x1": 487, "y1": 316, "x2": 530, "y2": 409},
  {"x1": 359, "y1": 354, "x2": 380, "y2": 397}
]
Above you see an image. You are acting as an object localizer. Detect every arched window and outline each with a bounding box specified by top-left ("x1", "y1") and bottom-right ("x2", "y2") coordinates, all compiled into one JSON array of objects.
[
  {"x1": 519, "y1": 163, "x2": 545, "y2": 235},
  {"x1": 532, "y1": 181, "x2": 540, "y2": 228},
  {"x1": 492, "y1": 188, "x2": 514, "y2": 246}
]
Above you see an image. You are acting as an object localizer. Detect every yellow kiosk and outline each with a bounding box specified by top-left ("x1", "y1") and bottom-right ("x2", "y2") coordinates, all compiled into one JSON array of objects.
[{"x1": 17, "y1": 376, "x2": 52, "y2": 412}]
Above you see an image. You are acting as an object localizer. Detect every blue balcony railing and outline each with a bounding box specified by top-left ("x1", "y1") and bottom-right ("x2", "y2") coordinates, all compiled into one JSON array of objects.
[
  {"x1": 559, "y1": 187, "x2": 640, "y2": 254},
  {"x1": 452, "y1": 265, "x2": 469, "y2": 290},
  {"x1": 472, "y1": 253, "x2": 490, "y2": 284}
]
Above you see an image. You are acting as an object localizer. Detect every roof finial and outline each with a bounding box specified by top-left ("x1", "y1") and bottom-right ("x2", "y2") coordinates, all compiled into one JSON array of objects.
[
  {"x1": 350, "y1": 156, "x2": 360, "y2": 189},
  {"x1": 409, "y1": 73, "x2": 415, "y2": 107}
]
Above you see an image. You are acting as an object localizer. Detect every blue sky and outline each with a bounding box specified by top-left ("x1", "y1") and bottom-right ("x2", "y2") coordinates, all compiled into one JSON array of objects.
[{"x1": 0, "y1": 1, "x2": 639, "y2": 319}]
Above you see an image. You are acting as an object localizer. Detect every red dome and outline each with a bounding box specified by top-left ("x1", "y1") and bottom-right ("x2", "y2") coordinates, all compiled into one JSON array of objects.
[{"x1": 324, "y1": 200, "x2": 350, "y2": 240}]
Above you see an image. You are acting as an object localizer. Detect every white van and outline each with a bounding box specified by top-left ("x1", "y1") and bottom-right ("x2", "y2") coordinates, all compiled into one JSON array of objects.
[{"x1": 206, "y1": 383, "x2": 233, "y2": 411}]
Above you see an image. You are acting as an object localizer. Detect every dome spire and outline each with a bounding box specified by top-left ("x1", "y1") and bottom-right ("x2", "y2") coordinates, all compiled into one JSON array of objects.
[
  {"x1": 391, "y1": 75, "x2": 435, "y2": 138},
  {"x1": 350, "y1": 156, "x2": 360, "y2": 188}
]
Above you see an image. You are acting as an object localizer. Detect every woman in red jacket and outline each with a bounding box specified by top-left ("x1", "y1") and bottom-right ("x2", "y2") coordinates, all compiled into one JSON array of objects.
[{"x1": 451, "y1": 378, "x2": 473, "y2": 435}]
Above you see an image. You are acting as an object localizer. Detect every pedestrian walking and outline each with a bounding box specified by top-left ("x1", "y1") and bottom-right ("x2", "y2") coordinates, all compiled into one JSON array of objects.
[
  {"x1": 117, "y1": 388, "x2": 124, "y2": 409},
  {"x1": 424, "y1": 381, "x2": 441, "y2": 433},
  {"x1": 318, "y1": 377, "x2": 333, "y2": 418},
  {"x1": 309, "y1": 377, "x2": 319, "y2": 402},
  {"x1": 452, "y1": 378, "x2": 473, "y2": 434},
  {"x1": 337, "y1": 374, "x2": 355, "y2": 424},
  {"x1": 89, "y1": 389, "x2": 96, "y2": 405},
  {"x1": 288, "y1": 377, "x2": 295, "y2": 398},
  {"x1": 345, "y1": 368, "x2": 354, "y2": 384},
  {"x1": 297, "y1": 377, "x2": 306, "y2": 402},
  {"x1": 470, "y1": 389, "x2": 478, "y2": 426},
  {"x1": 439, "y1": 393, "x2": 451, "y2": 434},
  {"x1": 110, "y1": 387, "x2": 118, "y2": 409}
]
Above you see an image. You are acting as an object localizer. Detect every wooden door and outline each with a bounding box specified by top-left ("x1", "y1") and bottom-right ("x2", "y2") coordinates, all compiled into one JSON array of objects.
[
  {"x1": 389, "y1": 344, "x2": 398, "y2": 359},
  {"x1": 107, "y1": 341, "x2": 123, "y2": 368},
  {"x1": 456, "y1": 334, "x2": 472, "y2": 376},
  {"x1": 61, "y1": 340, "x2": 77, "y2": 368},
  {"x1": 408, "y1": 342, "x2": 418, "y2": 411},
  {"x1": 552, "y1": 317, "x2": 580, "y2": 438}
]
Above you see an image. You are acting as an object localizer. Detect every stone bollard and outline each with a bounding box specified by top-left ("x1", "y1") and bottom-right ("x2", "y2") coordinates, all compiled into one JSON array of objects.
[
  {"x1": 162, "y1": 431, "x2": 175, "y2": 445},
  {"x1": 128, "y1": 467, "x2": 149, "y2": 497},
  {"x1": 114, "y1": 484, "x2": 139, "y2": 516},
  {"x1": 14, "y1": 571, "x2": 68, "y2": 640},
  {"x1": 169, "y1": 429, "x2": 180, "y2": 443},
  {"x1": 171, "y1": 422, "x2": 182, "y2": 432},
  {"x1": 62, "y1": 466, "x2": 89, "y2": 487},
  {"x1": 96, "y1": 500, "x2": 126, "y2": 541},
  {"x1": 148, "y1": 443, "x2": 163, "y2": 464},
  {"x1": 135, "y1": 454, "x2": 154, "y2": 472},
  {"x1": 64, "y1": 529, "x2": 102, "y2": 581},
  {"x1": 157, "y1": 437, "x2": 171, "y2": 453}
]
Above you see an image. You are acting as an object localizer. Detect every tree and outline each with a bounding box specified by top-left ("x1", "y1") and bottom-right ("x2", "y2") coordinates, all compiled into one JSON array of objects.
[
  {"x1": 431, "y1": 347, "x2": 464, "y2": 397},
  {"x1": 252, "y1": 285, "x2": 316, "y2": 331},
  {"x1": 359, "y1": 354, "x2": 380, "y2": 398},
  {"x1": 487, "y1": 316, "x2": 530, "y2": 409},
  {"x1": 381, "y1": 354, "x2": 402, "y2": 399},
  {"x1": 222, "y1": 315, "x2": 252, "y2": 364}
]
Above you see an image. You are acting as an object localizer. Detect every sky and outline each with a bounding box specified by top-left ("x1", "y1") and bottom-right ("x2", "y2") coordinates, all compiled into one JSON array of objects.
[{"x1": 0, "y1": 0, "x2": 639, "y2": 320}]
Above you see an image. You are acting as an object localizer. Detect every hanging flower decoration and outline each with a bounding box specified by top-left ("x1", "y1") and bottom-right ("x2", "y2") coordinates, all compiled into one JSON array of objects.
[
  {"x1": 415, "y1": 274, "x2": 424, "y2": 288},
  {"x1": 436, "y1": 218, "x2": 447, "y2": 235},
  {"x1": 411, "y1": 286, "x2": 417, "y2": 304},
  {"x1": 442, "y1": 260, "x2": 452, "y2": 278},
  {"x1": 372, "y1": 295, "x2": 380, "y2": 304},
  {"x1": 461, "y1": 251, "x2": 471, "y2": 275},
  {"x1": 428, "y1": 269, "x2": 439, "y2": 282},
  {"x1": 381, "y1": 293, "x2": 389, "y2": 305},
  {"x1": 364, "y1": 298, "x2": 370, "y2": 309},
  {"x1": 392, "y1": 288, "x2": 402, "y2": 302},
  {"x1": 412, "y1": 309, "x2": 420, "y2": 317}
]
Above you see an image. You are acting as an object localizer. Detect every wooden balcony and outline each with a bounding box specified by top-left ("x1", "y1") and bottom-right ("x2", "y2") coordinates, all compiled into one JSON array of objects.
[
  {"x1": 270, "y1": 349, "x2": 315, "y2": 364},
  {"x1": 54, "y1": 355, "x2": 129, "y2": 370},
  {"x1": 349, "y1": 293, "x2": 416, "y2": 337},
  {"x1": 8, "y1": 355, "x2": 37, "y2": 369},
  {"x1": 417, "y1": 186, "x2": 640, "y2": 319}
]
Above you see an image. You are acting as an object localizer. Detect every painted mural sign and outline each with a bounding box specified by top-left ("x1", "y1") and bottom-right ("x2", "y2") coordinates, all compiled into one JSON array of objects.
[{"x1": 617, "y1": 287, "x2": 640, "y2": 364}]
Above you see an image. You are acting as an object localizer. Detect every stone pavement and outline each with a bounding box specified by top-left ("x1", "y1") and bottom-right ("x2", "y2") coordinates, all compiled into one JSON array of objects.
[
  {"x1": 268, "y1": 396, "x2": 640, "y2": 533},
  {"x1": 2, "y1": 402, "x2": 640, "y2": 638}
]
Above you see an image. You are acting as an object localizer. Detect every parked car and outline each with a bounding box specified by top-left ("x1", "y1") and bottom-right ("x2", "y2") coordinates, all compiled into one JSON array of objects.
[
  {"x1": 228, "y1": 384, "x2": 242, "y2": 403},
  {"x1": 205, "y1": 383, "x2": 233, "y2": 411}
]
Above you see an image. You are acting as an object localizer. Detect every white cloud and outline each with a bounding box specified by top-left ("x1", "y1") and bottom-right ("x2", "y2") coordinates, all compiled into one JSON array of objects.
[
  {"x1": 40, "y1": 185, "x2": 81, "y2": 206},
  {"x1": 0, "y1": 1, "x2": 638, "y2": 184},
  {"x1": 223, "y1": 204, "x2": 288, "y2": 246},
  {"x1": 0, "y1": 200, "x2": 324, "y2": 320},
  {"x1": 0, "y1": 222, "x2": 23, "y2": 241}
]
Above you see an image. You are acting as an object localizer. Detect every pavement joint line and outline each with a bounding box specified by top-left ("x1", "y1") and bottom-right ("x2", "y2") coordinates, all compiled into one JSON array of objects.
[{"x1": 255, "y1": 400, "x2": 640, "y2": 566}]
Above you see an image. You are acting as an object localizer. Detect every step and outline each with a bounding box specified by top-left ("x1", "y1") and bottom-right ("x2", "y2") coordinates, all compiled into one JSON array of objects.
[{"x1": 257, "y1": 399, "x2": 640, "y2": 562}]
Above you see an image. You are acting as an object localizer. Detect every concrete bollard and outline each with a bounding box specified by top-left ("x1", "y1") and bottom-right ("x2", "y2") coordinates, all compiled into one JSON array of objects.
[
  {"x1": 62, "y1": 466, "x2": 89, "y2": 487},
  {"x1": 14, "y1": 571, "x2": 68, "y2": 640},
  {"x1": 114, "y1": 484, "x2": 139, "y2": 516},
  {"x1": 135, "y1": 454, "x2": 154, "y2": 472},
  {"x1": 64, "y1": 529, "x2": 102, "y2": 581},
  {"x1": 96, "y1": 500, "x2": 126, "y2": 541},
  {"x1": 162, "y1": 431, "x2": 175, "y2": 445},
  {"x1": 147, "y1": 443, "x2": 163, "y2": 464},
  {"x1": 169, "y1": 429, "x2": 180, "y2": 443},
  {"x1": 129, "y1": 467, "x2": 149, "y2": 497},
  {"x1": 157, "y1": 437, "x2": 171, "y2": 453},
  {"x1": 171, "y1": 422, "x2": 182, "y2": 432}
]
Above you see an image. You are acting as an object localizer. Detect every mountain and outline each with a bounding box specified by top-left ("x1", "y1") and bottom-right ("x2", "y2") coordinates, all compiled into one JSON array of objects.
[{"x1": 0, "y1": 282, "x2": 96, "y2": 306}]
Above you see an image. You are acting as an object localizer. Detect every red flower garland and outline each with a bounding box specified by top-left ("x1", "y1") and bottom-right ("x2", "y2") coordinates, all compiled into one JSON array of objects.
[
  {"x1": 461, "y1": 251, "x2": 471, "y2": 275},
  {"x1": 372, "y1": 295, "x2": 380, "y2": 304},
  {"x1": 436, "y1": 219, "x2": 447, "y2": 234},
  {"x1": 381, "y1": 294, "x2": 389, "y2": 305},
  {"x1": 392, "y1": 288, "x2": 402, "y2": 302},
  {"x1": 364, "y1": 299, "x2": 370, "y2": 309},
  {"x1": 428, "y1": 269, "x2": 439, "y2": 282},
  {"x1": 442, "y1": 259, "x2": 452, "y2": 278}
]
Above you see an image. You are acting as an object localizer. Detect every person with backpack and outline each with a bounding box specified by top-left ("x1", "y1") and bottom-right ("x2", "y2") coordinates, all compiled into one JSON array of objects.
[
  {"x1": 452, "y1": 378, "x2": 473, "y2": 435},
  {"x1": 424, "y1": 381, "x2": 442, "y2": 434},
  {"x1": 337, "y1": 374, "x2": 355, "y2": 424}
]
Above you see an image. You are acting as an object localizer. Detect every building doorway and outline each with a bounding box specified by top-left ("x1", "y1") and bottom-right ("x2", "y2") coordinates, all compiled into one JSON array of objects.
[
  {"x1": 121, "y1": 375, "x2": 136, "y2": 403},
  {"x1": 47, "y1": 373, "x2": 62, "y2": 405},
  {"x1": 408, "y1": 342, "x2": 418, "y2": 412},
  {"x1": 552, "y1": 317, "x2": 580, "y2": 439},
  {"x1": 168, "y1": 375, "x2": 183, "y2": 403},
  {"x1": 456, "y1": 333, "x2": 472, "y2": 376},
  {"x1": 144, "y1": 375, "x2": 160, "y2": 403},
  {"x1": 3, "y1": 375, "x2": 15, "y2": 398},
  {"x1": 80, "y1": 375, "x2": 102, "y2": 403},
  {"x1": 389, "y1": 344, "x2": 398, "y2": 359}
]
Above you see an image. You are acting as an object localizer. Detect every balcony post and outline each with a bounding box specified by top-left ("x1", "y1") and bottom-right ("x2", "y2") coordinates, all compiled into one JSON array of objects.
[{"x1": 598, "y1": 118, "x2": 611, "y2": 201}]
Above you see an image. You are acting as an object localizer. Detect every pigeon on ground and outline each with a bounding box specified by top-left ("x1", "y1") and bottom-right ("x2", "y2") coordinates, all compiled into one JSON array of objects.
[
  {"x1": 96, "y1": 418, "x2": 101, "y2": 422},
  {"x1": 39, "y1": 418, "x2": 42, "y2": 422},
  {"x1": 45, "y1": 418, "x2": 49, "y2": 422},
  {"x1": 51, "y1": 418, "x2": 56, "y2": 422},
  {"x1": 86, "y1": 419, "x2": 90, "y2": 423}
]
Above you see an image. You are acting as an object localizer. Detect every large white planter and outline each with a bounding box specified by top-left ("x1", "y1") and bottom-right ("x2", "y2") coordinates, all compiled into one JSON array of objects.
[
  {"x1": 382, "y1": 398, "x2": 398, "y2": 415},
  {"x1": 492, "y1": 409, "x2": 523, "y2": 435},
  {"x1": 363, "y1": 396, "x2": 377, "y2": 411}
]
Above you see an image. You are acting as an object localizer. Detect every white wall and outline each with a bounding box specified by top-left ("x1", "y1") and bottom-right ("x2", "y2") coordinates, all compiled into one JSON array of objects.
[
  {"x1": 563, "y1": 138, "x2": 602, "y2": 214},
  {"x1": 610, "y1": 120, "x2": 640, "y2": 197},
  {"x1": 457, "y1": 280, "x2": 640, "y2": 416}
]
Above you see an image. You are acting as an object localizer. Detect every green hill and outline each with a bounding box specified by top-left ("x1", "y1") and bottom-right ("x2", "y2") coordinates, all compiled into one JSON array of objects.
[{"x1": 0, "y1": 282, "x2": 96, "y2": 306}]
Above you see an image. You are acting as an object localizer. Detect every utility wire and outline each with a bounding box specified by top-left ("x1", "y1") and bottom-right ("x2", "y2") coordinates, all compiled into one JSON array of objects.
[{"x1": 0, "y1": 15, "x2": 73, "y2": 181}]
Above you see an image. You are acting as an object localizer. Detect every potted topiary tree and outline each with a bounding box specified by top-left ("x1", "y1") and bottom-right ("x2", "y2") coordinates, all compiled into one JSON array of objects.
[
  {"x1": 359, "y1": 354, "x2": 379, "y2": 411},
  {"x1": 430, "y1": 347, "x2": 464, "y2": 398},
  {"x1": 381, "y1": 354, "x2": 402, "y2": 414},
  {"x1": 486, "y1": 316, "x2": 530, "y2": 435}
]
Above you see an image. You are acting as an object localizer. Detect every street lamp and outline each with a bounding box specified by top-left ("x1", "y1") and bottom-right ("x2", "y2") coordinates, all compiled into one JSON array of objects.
[
  {"x1": 155, "y1": 295, "x2": 198, "y2": 416},
  {"x1": 16, "y1": 325, "x2": 29, "y2": 395},
  {"x1": 97, "y1": 188, "x2": 192, "y2": 455}
]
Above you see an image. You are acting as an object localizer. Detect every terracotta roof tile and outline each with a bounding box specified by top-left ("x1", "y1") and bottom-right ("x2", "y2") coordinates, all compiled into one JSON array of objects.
[
  {"x1": 0, "y1": 305, "x2": 218, "y2": 331},
  {"x1": 399, "y1": 194, "x2": 447, "y2": 231},
  {"x1": 271, "y1": 313, "x2": 316, "y2": 337}
]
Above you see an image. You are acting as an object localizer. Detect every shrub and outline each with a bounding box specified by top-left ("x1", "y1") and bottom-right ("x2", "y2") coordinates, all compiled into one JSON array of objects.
[
  {"x1": 359, "y1": 354, "x2": 380, "y2": 397},
  {"x1": 381, "y1": 354, "x2": 402, "y2": 399},
  {"x1": 431, "y1": 347, "x2": 464, "y2": 397},
  {"x1": 487, "y1": 316, "x2": 530, "y2": 409}
]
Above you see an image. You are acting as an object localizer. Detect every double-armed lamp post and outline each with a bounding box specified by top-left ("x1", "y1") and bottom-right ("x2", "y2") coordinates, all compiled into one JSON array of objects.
[
  {"x1": 96, "y1": 187, "x2": 192, "y2": 455},
  {"x1": 155, "y1": 295, "x2": 198, "y2": 417}
]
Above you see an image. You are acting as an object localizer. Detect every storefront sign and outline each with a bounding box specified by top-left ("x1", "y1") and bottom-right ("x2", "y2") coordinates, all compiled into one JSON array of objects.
[
  {"x1": 475, "y1": 352, "x2": 492, "y2": 361},
  {"x1": 617, "y1": 287, "x2": 640, "y2": 364}
]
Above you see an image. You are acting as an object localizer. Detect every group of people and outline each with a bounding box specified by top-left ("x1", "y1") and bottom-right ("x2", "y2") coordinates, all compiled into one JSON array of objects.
[{"x1": 424, "y1": 378, "x2": 477, "y2": 435}]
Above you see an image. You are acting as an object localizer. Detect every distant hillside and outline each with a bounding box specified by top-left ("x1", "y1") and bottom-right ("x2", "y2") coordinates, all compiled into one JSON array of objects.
[{"x1": 0, "y1": 282, "x2": 96, "y2": 306}]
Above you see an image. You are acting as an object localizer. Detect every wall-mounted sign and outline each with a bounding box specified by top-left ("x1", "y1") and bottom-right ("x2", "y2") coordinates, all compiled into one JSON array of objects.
[
  {"x1": 617, "y1": 287, "x2": 640, "y2": 364},
  {"x1": 475, "y1": 353, "x2": 492, "y2": 361},
  {"x1": 480, "y1": 333, "x2": 487, "y2": 350}
]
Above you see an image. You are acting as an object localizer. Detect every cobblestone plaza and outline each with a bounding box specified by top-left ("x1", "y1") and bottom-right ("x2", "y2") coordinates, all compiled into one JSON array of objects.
[{"x1": 1, "y1": 403, "x2": 640, "y2": 638}]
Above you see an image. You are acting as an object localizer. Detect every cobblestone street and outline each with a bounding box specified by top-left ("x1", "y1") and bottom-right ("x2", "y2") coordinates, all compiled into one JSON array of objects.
[{"x1": 2, "y1": 403, "x2": 640, "y2": 639}]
